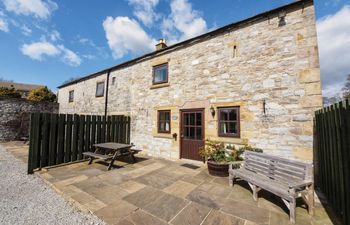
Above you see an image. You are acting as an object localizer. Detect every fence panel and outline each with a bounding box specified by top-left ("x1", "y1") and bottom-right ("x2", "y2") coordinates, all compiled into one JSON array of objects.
[
  {"x1": 315, "y1": 100, "x2": 350, "y2": 225},
  {"x1": 28, "y1": 113, "x2": 130, "y2": 174}
]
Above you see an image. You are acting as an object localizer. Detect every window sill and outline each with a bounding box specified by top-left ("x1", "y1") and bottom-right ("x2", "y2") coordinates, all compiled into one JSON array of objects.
[
  {"x1": 150, "y1": 83, "x2": 170, "y2": 89},
  {"x1": 153, "y1": 133, "x2": 173, "y2": 139},
  {"x1": 208, "y1": 136, "x2": 246, "y2": 145}
]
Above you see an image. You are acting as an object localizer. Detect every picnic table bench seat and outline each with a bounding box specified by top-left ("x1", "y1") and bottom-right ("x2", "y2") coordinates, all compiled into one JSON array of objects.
[
  {"x1": 229, "y1": 151, "x2": 314, "y2": 224},
  {"x1": 82, "y1": 143, "x2": 141, "y2": 170},
  {"x1": 82, "y1": 152, "x2": 112, "y2": 160}
]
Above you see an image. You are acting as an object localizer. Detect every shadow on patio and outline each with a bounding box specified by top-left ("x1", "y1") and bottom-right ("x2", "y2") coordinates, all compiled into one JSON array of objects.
[{"x1": 3, "y1": 142, "x2": 337, "y2": 225}]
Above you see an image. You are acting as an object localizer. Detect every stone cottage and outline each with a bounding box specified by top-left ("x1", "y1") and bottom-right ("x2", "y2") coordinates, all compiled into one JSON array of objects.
[{"x1": 58, "y1": 0, "x2": 322, "y2": 161}]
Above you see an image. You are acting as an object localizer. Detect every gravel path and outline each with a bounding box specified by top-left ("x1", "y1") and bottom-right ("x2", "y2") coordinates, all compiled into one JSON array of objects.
[{"x1": 0, "y1": 145, "x2": 105, "y2": 225}]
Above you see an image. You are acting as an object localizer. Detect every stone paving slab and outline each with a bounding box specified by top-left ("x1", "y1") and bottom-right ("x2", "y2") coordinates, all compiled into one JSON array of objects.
[
  {"x1": 170, "y1": 202, "x2": 211, "y2": 225},
  {"x1": 2, "y1": 142, "x2": 338, "y2": 225}
]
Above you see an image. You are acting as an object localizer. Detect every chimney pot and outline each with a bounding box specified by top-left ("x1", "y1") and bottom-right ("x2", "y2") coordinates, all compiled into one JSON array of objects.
[{"x1": 156, "y1": 38, "x2": 167, "y2": 50}]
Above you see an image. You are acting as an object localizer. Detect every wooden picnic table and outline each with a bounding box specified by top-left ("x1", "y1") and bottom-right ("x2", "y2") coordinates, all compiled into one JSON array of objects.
[{"x1": 83, "y1": 142, "x2": 138, "y2": 170}]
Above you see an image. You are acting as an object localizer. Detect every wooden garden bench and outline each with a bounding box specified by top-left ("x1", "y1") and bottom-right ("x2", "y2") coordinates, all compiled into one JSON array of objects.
[{"x1": 229, "y1": 151, "x2": 314, "y2": 224}]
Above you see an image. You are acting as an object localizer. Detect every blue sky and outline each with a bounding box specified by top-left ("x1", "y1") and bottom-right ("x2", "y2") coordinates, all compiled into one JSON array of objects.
[{"x1": 0, "y1": 0, "x2": 349, "y2": 98}]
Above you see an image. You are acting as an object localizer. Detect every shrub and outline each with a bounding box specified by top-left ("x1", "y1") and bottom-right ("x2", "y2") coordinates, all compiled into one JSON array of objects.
[
  {"x1": 239, "y1": 145, "x2": 263, "y2": 153},
  {"x1": 199, "y1": 140, "x2": 244, "y2": 163},
  {"x1": 27, "y1": 86, "x2": 56, "y2": 102},
  {"x1": 0, "y1": 87, "x2": 21, "y2": 98}
]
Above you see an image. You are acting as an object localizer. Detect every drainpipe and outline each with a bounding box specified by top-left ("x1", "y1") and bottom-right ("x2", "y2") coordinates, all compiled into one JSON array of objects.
[{"x1": 104, "y1": 70, "x2": 111, "y2": 116}]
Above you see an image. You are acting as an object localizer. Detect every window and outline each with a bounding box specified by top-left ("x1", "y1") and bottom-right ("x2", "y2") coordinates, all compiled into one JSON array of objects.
[
  {"x1": 68, "y1": 90, "x2": 74, "y2": 102},
  {"x1": 96, "y1": 82, "x2": 105, "y2": 97},
  {"x1": 158, "y1": 110, "x2": 171, "y2": 133},
  {"x1": 153, "y1": 63, "x2": 168, "y2": 84},
  {"x1": 218, "y1": 107, "x2": 240, "y2": 137},
  {"x1": 233, "y1": 45, "x2": 238, "y2": 58},
  {"x1": 112, "y1": 77, "x2": 116, "y2": 85}
]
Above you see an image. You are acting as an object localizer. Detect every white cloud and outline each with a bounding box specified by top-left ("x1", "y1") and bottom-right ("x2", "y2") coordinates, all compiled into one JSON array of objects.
[
  {"x1": 325, "y1": 0, "x2": 341, "y2": 7},
  {"x1": 127, "y1": 0, "x2": 159, "y2": 27},
  {"x1": 49, "y1": 30, "x2": 61, "y2": 41},
  {"x1": 317, "y1": 5, "x2": 350, "y2": 97},
  {"x1": 21, "y1": 41, "x2": 60, "y2": 60},
  {"x1": 3, "y1": 0, "x2": 58, "y2": 19},
  {"x1": 0, "y1": 18, "x2": 9, "y2": 32},
  {"x1": 0, "y1": 11, "x2": 9, "y2": 32},
  {"x1": 21, "y1": 24, "x2": 32, "y2": 36},
  {"x1": 103, "y1": 16, "x2": 156, "y2": 59},
  {"x1": 58, "y1": 45, "x2": 81, "y2": 67},
  {"x1": 161, "y1": 0, "x2": 207, "y2": 43},
  {"x1": 78, "y1": 37, "x2": 109, "y2": 59},
  {"x1": 20, "y1": 41, "x2": 81, "y2": 66}
]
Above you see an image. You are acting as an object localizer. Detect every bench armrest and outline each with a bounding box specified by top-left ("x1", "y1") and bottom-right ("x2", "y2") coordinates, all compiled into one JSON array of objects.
[
  {"x1": 288, "y1": 180, "x2": 313, "y2": 189},
  {"x1": 229, "y1": 161, "x2": 244, "y2": 170}
]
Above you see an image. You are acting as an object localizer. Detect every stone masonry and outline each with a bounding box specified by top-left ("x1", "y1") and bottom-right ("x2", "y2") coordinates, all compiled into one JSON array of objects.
[
  {"x1": 58, "y1": 0, "x2": 322, "y2": 161},
  {"x1": 0, "y1": 98, "x2": 58, "y2": 141}
]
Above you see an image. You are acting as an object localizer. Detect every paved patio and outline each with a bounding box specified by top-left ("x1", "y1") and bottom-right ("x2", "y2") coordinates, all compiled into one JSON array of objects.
[{"x1": 2, "y1": 142, "x2": 338, "y2": 225}]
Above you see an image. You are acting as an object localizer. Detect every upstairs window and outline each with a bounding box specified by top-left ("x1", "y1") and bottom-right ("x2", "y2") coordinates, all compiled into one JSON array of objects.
[
  {"x1": 158, "y1": 110, "x2": 171, "y2": 133},
  {"x1": 68, "y1": 90, "x2": 74, "y2": 102},
  {"x1": 153, "y1": 63, "x2": 168, "y2": 84},
  {"x1": 96, "y1": 82, "x2": 105, "y2": 97},
  {"x1": 218, "y1": 107, "x2": 240, "y2": 138}
]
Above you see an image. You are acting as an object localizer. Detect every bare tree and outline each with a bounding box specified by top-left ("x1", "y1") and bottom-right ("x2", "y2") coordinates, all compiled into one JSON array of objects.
[{"x1": 61, "y1": 76, "x2": 80, "y2": 85}]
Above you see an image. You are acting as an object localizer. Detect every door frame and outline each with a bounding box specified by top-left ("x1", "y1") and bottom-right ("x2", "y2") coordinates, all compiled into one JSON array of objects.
[{"x1": 179, "y1": 108, "x2": 205, "y2": 160}]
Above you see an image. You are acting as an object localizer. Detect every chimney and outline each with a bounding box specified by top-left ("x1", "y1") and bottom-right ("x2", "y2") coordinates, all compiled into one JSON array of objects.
[{"x1": 156, "y1": 38, "x2": 167, "y2": 50}]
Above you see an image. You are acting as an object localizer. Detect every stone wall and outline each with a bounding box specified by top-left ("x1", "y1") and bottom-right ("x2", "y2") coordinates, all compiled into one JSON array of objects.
[
  {"x1": 0, "y1": 98, "x2": 58, "y2": 141},
  {"x1": 57, "y1": 74, "x2": 107, "y2": 115},
  {"x1": 58, "y1": 1, "x2": 322, "y2": 161}
]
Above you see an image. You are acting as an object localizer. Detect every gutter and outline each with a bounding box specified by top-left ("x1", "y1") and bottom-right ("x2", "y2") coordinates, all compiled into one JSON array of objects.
[{"x1": 104, "y1": 70, "x2": 111, "y2": 116}]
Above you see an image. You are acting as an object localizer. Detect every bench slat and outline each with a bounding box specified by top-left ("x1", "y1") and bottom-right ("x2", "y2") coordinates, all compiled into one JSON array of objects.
[{"x1": 83, "y1": 152, "x2": 112, "y2": 160}]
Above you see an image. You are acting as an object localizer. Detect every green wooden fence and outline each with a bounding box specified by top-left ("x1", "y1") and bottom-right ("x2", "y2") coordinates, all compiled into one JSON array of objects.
[
  {"x1": 28, "y1": 113, "x2": 131, "y2": 174},
  {"x1": 315, "y1": 99, "x2": 350, "y2": 225}
]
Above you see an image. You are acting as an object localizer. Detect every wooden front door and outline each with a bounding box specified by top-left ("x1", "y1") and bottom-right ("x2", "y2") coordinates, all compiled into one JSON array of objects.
[{"x1": 180, "y1": 109, "x2": 204, "y2": 161}]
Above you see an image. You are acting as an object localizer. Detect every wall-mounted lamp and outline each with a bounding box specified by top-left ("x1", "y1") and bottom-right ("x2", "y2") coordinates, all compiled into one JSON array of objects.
[
  {"x1": 210, "y1": 106, "x2": 216, "y2": 118},
  {"x1": 278, "y1": 11, "x2": 286, "y2": 27},
  {"x1": 263, "y1": 99, "x2": 266, "y2": 115},
  {"x1": 172, "y1": 133, "x2": 177, "y2": 141}
]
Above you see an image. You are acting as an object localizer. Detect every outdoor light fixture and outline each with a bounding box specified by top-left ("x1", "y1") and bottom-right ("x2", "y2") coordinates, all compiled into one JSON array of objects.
[
  {"x1": 210, "y1": 106, "x2": 215, "y2": 117},
  {"x1": 278, "y1": 11, "x2": 286, "y2": 27},
  {"x1": 263, "y1": 99, "x2": 266, "y2": 115}
]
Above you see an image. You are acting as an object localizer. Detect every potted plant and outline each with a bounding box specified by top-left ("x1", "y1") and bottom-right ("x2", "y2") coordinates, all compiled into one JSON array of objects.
[
  {"x1": 199, "y1": 140, "x2": 244, "y2": 177},
  {"x1": 238, "y1": 145, "x2": 263, "y2": 153}
]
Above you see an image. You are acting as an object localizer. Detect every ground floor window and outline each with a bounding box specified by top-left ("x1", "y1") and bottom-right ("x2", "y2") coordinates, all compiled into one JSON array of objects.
[
  {"x1": 158, "y1": 110, "x2": 171, "y2": 133},
  {"x1": 218, "y1": 106, "x2": 240, "y2": 137}
]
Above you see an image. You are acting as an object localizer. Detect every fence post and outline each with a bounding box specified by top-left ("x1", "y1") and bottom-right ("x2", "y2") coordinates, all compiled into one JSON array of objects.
[
  {"x1": 65, "y1": 114, "x2": 73, "y2": 162},
  {"x1": 27, "y1": 113, "x2": 35, "y2": 174},
  {"x1": 85, "y1": 115, "x2": 91, "y2": 152},
  {"x1": 127, "y1": 116, "x2": 131, "y2": 144},
  {"x1": 91, "y1": 115, "x2": 96, "y2": 146},
  {"x1": 78, "y1": 115, "x2": 85, "y2": 160},
  {"x1": 48, "y1": 114, "x2": 58, "y2": 166},
  {"x1": 71, "y1": 114, "x2": 79, "y2": 161},
  {"x1": 97, "y1": 116, "x2": 101, "y2": 143}
]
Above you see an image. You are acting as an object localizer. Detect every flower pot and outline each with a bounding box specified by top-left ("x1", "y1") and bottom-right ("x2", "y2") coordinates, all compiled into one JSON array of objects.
[{"x1": 207, "y1": 160, "x2": 229, "y2": 177}]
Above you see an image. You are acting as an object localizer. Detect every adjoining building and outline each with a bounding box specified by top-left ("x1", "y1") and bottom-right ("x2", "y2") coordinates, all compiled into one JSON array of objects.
[
  {"x1": 58, "y1": 0, "x2": 322, "y2": 161},
  {"x1": 0, "y1": 81, "x2": 44, "y2": 98}
]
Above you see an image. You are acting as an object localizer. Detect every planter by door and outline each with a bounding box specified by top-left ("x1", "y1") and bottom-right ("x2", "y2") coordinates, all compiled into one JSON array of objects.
[
  {"x1": 180, "y1": 109, "x2": 204, "y2": 161},
  {"x1": 207, "y1": 160, "x2": 229, "y2": 177}
]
